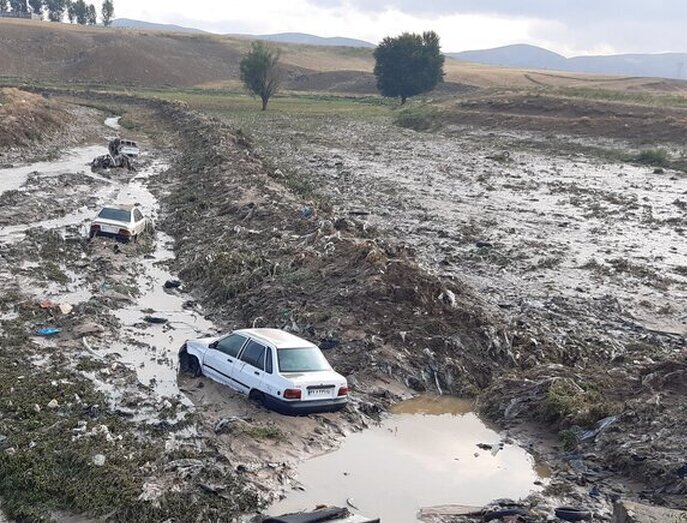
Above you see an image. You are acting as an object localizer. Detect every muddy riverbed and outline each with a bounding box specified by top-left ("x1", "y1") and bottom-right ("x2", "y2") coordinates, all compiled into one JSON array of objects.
[{"x1": 1, "y1": 92, "x2": 685, "y2": 521}]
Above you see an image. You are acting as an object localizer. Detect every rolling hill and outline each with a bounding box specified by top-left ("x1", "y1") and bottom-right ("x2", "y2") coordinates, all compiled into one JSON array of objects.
[
  {"x1": 450, "y1": 44, "x2": 687, "y2": 80},
  {"x1": 111, "y1": 18, "x2": 208, "y2": 33},
  {"x1": 248, "y1": 32, "x2": 374, "y2": 48},
  {"x1": 111, "y1": 19, "x2": 374, "y2": 47},
  {"x1": 2, "y1": 18, "x2": 687, "y2": 95}
]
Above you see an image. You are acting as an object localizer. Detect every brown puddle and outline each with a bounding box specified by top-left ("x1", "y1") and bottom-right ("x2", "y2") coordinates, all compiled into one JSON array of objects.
[{"x1": 271, "y1": 395, "x2": 547, "y2": 522}]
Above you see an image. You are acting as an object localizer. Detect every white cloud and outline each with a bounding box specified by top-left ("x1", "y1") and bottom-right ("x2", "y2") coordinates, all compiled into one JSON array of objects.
[{"x1": 110, "y1": 0, "x2": 682, "y2": 54}]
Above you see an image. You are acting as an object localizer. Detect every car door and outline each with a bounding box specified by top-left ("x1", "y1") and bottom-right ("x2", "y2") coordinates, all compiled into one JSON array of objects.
[
  {"x1": 132, "y1": 208, "x2": 146, "y2": 235},
  {"x1": 232, "y1": 339, "x2": 268, "y2": 394},
  {"x1": 201, "y1": 333, "x2": 248, "y2": 390}
]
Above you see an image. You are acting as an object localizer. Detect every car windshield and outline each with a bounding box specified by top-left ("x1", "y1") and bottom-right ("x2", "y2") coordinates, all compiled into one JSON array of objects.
[
  {"x1": 98, "y1": 208, "x2": 131, "y2": 222},
  {"x1": 277, "y1": 347, "x2": 330, "y2": 373}
]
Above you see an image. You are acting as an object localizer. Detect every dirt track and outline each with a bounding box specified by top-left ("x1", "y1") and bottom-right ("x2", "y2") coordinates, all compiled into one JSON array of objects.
[{"x1": 1, "y1": 90, "x2": 686, "y2": 521}]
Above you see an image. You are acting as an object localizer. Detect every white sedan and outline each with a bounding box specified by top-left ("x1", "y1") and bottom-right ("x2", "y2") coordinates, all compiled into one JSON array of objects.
[
  {"x1": 89, "y1": 204, "x2": 148, "y2": 241},
  {"x1": 180, "y1": 328, "x2": 349, "y2": 415}
]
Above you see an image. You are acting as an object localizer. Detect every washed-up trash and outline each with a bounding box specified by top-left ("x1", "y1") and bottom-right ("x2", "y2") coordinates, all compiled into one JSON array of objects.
[
  {"x1": 143, "y1": 316, "x2": 168, "y2": 325},
  {"x1": 320, "y1": 337, "x2": 340, "y2": 350},
  {"x1": 164, "y1": 279, "x2": 182, "y2": 289},
  {"x1": 264, "y1": 506, "x2": 378, "y2": 523},
  {"x1": 302, "y1": 206, "x2": 314, "y2": 219},
  {"x1": 554, "y1": 506, "x2": 592, "y2": 521},
  {"x1": 483, "y1": 507, "x2": 528, "y2": 521},
  {"x1": 39, "y1": 299, "x2": 56, "y2": 309},
  {"x1": 36, "y1": 327, "x2": 61, "y2": 336},
  {"x1": 580, "y1": 416, "x2": 618, "y2": 441},
  {"x1": 59, "y1": 303, "x2": 73, "y2": 315}
]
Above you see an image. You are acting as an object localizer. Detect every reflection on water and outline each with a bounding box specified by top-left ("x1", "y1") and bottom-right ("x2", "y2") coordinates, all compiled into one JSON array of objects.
[{"x1": 271, "y1": 395, "x2": 546, "y2": 523}]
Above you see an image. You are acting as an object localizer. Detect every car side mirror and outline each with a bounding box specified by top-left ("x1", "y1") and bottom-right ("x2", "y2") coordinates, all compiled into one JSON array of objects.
[{"x1": 209, "y1": 341, "x2": 218, "y2": 350}]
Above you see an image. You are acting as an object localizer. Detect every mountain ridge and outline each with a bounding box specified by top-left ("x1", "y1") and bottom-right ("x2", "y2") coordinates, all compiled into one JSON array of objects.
[{"x1": 450, "y1": 44, "x2": 687, "y2": 80}]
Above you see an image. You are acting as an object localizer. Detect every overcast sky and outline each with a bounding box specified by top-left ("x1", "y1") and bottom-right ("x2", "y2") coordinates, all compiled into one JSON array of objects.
[{"x1": 114, "y1": 0, "x2": 687, "y2": 56}]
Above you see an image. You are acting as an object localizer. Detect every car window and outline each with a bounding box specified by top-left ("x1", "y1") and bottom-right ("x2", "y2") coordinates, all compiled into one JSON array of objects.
[
  {"x1": 265, "y1": 348, "x2": 273, "y2": 374},
  {"x1": 216, "y1": 334, "x2": 246, "y2": 358},
  {"x1": 133, "y1": 209, "x2": 144, "y2": 222},
  {"x1": 98, "y1": 208, "x2": 131, "y2": 222},
  {"x1": 240, "y1": 340, "x2": 266, "y2": 371},
  {"x1": 277, "y1": 347, "x2": 330, "y2": 373}
]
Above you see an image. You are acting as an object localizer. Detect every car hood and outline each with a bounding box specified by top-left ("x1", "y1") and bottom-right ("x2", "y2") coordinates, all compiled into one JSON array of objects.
[{"x1": 187, "y1": 336, "x2": 219, "y2": 351}]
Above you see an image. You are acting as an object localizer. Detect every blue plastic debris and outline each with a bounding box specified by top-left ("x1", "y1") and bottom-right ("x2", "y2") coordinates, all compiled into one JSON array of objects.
[{"x1": 36, "y1": 327, "x2": 61, "y2": 337}]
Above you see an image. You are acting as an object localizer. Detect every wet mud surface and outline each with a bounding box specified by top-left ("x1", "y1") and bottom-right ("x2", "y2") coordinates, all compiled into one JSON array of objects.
[{"x1": 1, "y1": 91, "x2": 686, "y2": 521}]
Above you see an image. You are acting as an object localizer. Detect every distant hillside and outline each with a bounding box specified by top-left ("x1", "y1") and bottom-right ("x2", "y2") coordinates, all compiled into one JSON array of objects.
[
  {"x1": 111, "y1": 18, "x2": 208, "y2": 34},
  {"x1": 2, "y1": 18, "x2": 686, "y2": 95},
  {"x1": 450, "y1": 44, "x2": 687, "y2": 80},
  {"x1": 111, "y1": 19, "x2": 374, "y2": 48},
  {"x1": 249, "y1": 32, "x2": 375, "y2": 48}
]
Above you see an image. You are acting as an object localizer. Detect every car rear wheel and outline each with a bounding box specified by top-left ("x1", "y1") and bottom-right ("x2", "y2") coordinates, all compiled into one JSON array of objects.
[{"x1": 249, "y1": 390, "x2": 266, "y2": 408}]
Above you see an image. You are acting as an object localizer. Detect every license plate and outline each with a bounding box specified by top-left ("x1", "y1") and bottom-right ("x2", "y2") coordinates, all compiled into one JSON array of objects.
[
  {"x1": 308, "y1": 388, "x2": 331, "y2": 397},
  {"x1": 102, "y1": 225, "x2": 119, "y2": 233}
]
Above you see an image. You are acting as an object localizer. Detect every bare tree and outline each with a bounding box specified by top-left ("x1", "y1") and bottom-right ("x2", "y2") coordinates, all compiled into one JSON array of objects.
[{"x1": 239, "y1": 41, "x2": 282, "y2": 111}]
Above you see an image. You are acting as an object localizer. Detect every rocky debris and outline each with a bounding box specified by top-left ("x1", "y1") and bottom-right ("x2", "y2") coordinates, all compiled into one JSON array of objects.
[
  {"x1": 613, "y1": 501, "x2": 687, "y2": 523},
  {"x1": 91, "y1": 152, "x2": 135, "y2": 171}
]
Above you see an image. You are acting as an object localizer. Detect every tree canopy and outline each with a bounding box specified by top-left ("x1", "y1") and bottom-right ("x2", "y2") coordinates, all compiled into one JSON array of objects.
[
  {"x1": 373, "y1": 31, "x2": 445, "y2": 104},
  {"x1": 101, "y1": 0, "x2": 113, "y2": 26},
  {"x1": 239, "y1": 41, "x2": 282, "y2": 111}
]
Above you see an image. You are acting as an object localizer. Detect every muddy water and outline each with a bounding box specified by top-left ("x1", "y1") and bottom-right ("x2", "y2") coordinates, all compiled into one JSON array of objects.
[
  {"x1": 271, "y1": 395, "x2": 546, "y2": 522},
  {"x1": 5, "y1": 132, "x2": 219, "y2": 401},
  {"x1": 0, "y1": 145, "x2": 103, "y2": 196}
]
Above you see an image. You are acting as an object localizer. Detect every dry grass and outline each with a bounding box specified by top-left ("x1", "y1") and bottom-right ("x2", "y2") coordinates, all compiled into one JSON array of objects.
[
  {"x1": 3, "y1": 17, "x2": 687, "y2": 97},
  {"x1": 0, "y1": 87, "x2": 72, "y2": 148}
]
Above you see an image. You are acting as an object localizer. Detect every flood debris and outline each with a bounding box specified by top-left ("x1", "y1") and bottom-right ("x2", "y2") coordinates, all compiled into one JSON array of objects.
[{"x1": 91, "y1": 138, "x2": 140, "y2": 171}]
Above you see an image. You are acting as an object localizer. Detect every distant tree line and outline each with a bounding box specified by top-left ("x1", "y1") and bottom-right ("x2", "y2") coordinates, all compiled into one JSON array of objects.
[{"x1": 0, "y1": 0, "x2": 114, "y2": 26}]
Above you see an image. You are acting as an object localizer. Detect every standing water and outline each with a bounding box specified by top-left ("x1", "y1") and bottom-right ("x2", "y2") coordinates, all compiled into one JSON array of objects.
[{"x1": 271, "y1": 395, "x2": 547, "y2": 522}]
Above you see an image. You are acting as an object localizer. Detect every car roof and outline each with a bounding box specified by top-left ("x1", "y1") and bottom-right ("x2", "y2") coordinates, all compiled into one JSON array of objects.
[
  {"x1": 101, "y1": 204, "x2": 135, "y2": 211},
  {"x1": 234, "y1": 328, "x2": 318, "y2": 349}
]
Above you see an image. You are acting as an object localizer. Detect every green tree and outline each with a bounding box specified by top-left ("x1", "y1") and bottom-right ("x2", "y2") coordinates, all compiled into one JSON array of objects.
[
  {"x1": 44, "y1": 0, "x2": 66, "y2": 20},
  {"x1": 86, "y1": 2, "x2": 95, "y2": 24},
  {"x1": 28, "y1": 0, "x2": 43, "y2": 15},
  {"x1": 101, "y1": 0, "x2": 113, "y2": 26},
  {"x1": 71, "y1": 0, "x2": 87, "y2": 23},
  {"x1": 239, "y1": 41, "x2": 282, "y2": 111},
  {"x1": 373, "y1": 31, "x2": 445, "y2": 104},
  {"x1": 66, "y1": 0, "x2": 75, "y2": 22},
  {"x1": 9, "y1": 0, "x2": 28, "y2": 13}
]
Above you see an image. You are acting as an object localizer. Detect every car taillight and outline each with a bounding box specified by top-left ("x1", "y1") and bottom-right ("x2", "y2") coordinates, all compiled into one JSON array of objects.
[
  {"x1": 118, "y1": 228, "x2": 131, "y2": 237},
  {"x1": 90, "y1": 224, "x2": 100, "y2": 233},
  {"x1": 338, "y1": 386, "x2": 349, "y2": 396},
  {"x1": 283, "y1": 388, "x2": 302, "y2": 400}
]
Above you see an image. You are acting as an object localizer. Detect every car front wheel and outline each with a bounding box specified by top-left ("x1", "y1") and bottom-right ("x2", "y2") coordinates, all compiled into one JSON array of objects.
[{"x1": 179, "y1": 346, "x2": 201, "y2": 377}]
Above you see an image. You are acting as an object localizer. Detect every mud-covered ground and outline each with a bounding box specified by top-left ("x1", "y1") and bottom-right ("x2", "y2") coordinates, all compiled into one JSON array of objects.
[
  {"x1": 216, "y1": 109, "x2": 687, "y2": 510},
  {"x1": 1, "y1": 90, "x2": 686, "y2": 522}
]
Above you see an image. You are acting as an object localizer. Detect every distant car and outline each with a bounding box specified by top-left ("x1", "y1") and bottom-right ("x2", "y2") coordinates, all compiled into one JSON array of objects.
[
  {"x1": 108, "y1": 138, "x2": 140, "y2": 158},
  {"x1": 180, "y1": 328, "x2": 349, "y2": 415},
  {"x1": 89, "y1": 204, "x2": 148, "y2": 241}
]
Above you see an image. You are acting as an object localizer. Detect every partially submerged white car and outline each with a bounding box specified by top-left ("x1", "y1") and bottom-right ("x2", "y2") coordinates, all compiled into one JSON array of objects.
[
  {"x1": 179, "y1": 328, "x2": 349, "y2": 415},
  {"x1": 89, "y1": 204, "x2": 148, "y2": 241}
]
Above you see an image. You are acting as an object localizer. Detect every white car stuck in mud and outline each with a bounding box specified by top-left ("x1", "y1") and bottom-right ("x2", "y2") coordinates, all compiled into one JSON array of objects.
[
  {"x1": 89, "y1": 204, "x2": 148, "y2": 241},
  {"x1": 179, "y1": 328, "x2": 349, "y2": 415}
]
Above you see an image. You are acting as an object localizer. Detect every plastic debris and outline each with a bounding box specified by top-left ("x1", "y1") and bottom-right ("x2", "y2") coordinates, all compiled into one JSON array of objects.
[{"x1": 36, "y1": 327, "x2": 61, "y2": 336}]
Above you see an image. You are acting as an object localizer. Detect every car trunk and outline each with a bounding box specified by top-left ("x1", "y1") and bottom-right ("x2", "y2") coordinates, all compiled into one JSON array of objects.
[
  {"x1": 93, "y1": 217, "x2": 130, "y2": 234},
  {"x1": 282, "y1": 371, "x2": 341, "y2": 401}
]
